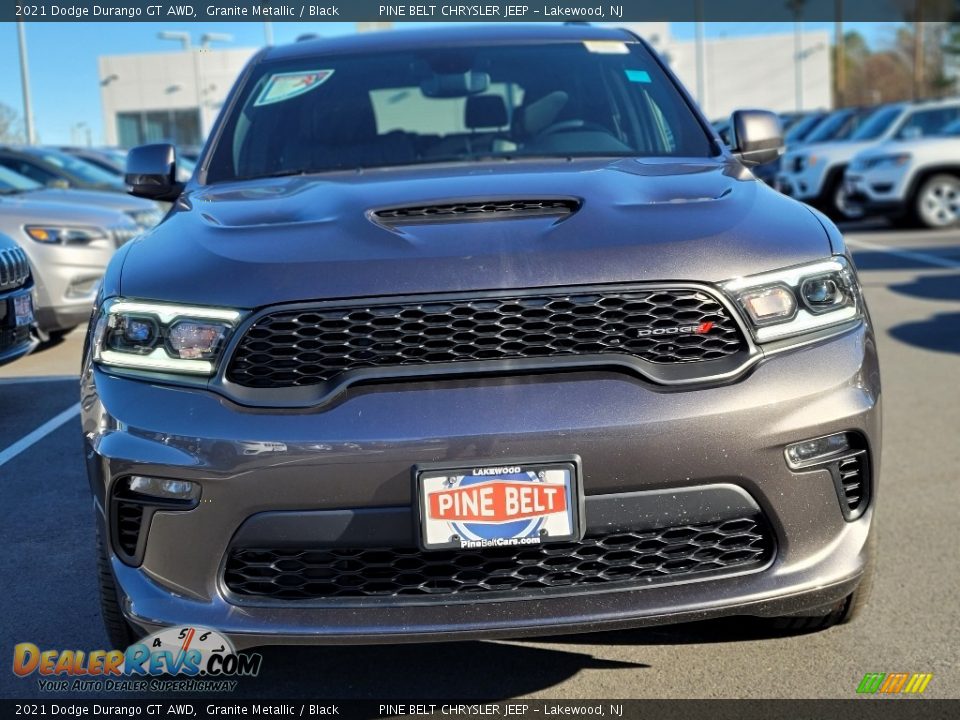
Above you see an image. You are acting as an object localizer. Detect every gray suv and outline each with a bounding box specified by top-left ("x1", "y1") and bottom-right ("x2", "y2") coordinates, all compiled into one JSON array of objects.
[{"x1": 84, "y1": 25, "x2": 880, "y2": 649}]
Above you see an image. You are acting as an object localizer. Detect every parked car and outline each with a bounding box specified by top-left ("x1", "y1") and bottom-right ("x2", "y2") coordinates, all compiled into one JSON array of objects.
[
  {"x1": 0, "y1": 164, "x2": 163, "y2": 231},
  {"x1": 800, "y1": 107, "x2": 874, "y2": 146},
  {"x1": 85, "y1": 25, "x2": 878, "y2": 648},
  {"x1": 0, "y1": 232, "x2": 36, "y2": 365},
  {"x1": 59, "y1": 146, "x2": 196, "y2": 184},
  {"x1": 845, "y1": 118, "x2": 960, "y2": 228},
  {"x1": 0, "y1": 146, "x2": 125, "y2": 193},
  {"x1": 0, "y1": 195, "x2": 139, "y2": 339},
  {"x1": 778, "y1": 98, "x2": 960, "y2": 218}
]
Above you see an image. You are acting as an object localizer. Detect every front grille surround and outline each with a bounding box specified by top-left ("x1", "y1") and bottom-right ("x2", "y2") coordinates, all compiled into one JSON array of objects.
[
  {"x1": 0, "y1": 247, "x2": 31, "y2": 291},
  {"x1": 223, "y1": 515, "x2": 774, "y2": 604},
  {"x1": 224, "y1": 284, "x2": 751, "y2": 395}
]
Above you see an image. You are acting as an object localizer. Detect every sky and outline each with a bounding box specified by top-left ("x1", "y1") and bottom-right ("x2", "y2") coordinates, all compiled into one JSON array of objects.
[{"x1": 0, "y1": 21, "x2": 894, "y2": 146}]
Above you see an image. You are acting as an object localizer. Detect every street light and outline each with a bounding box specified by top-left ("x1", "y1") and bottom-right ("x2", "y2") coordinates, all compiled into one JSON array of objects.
[
  {"x1": 16, "y1": 22, "x2": 36, "y2": 145},
  {"x1": 157, "y1": 31, "x2": 191, "y2": 49},
  {"x1": 200, "y1": 33, "x2": 234, "y2": 49}
]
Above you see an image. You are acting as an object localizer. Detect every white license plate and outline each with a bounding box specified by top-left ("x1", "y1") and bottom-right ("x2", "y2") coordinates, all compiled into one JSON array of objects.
[
  {"x1": 417, "y1": 461, "x2": 581, "y2": 551},
  {"x1": 13, "y1": 294, "x2": 33, "y2": 327}
]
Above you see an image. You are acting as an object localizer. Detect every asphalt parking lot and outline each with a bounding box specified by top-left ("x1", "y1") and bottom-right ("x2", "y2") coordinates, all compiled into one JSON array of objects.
[{"x1": 1, "y1": 223, "x2": 958, "y2": 700}]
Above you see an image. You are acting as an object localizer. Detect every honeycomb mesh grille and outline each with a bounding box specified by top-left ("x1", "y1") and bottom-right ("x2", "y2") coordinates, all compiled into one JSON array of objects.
[
  {"x1": 226, "y1": 288, "x2": 746, "y2": 389},
  {"x1": 373, "y1": 199, "x2": 578, "y2": 223},
  {"x1": 223, "y1": 516, "x2": 772, "y2": 600},
  {"x1": 0, "y1": 326, "x2": 30, "y2": 351},
  {"x1": 0, "y1": 247, "x2": 30, "y2": 291}
]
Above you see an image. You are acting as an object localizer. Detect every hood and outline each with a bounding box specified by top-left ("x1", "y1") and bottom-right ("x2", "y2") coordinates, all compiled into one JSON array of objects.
[
  {"x1": 0, "y1": 195, "x2": 137, "y2": 228},
  {"x1": 27, "y1": 188, "x2": 157, "y2": 213},
  {"x1": 784, "y1": 140, "x2": 873, "y2": 165},
  {"x1": 119, "y1": 157, "x2": 833, "y2": 308}
]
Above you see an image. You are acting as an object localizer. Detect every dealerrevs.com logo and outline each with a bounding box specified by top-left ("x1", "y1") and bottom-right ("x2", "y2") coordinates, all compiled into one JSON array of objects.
[{"x1": 13, "y1": 626, "x2": 262, "y2": 693}]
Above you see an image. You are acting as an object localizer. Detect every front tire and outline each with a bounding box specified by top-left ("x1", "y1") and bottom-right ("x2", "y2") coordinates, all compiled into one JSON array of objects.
[
  {"x1": 96, "y1": 526, "x2": 137, "y2": 649},
  {"x1": 914, "y1": 173, "x2": 960, "y2": 229}
]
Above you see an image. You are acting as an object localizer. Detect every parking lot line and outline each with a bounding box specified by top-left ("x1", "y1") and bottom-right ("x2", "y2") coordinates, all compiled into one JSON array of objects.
[
  {"x1": 0, "y1": 402, "x2": 81, "y2": 468},
  {"x1": 846, "y1": 237, "x2": 960, "y2": 269}
]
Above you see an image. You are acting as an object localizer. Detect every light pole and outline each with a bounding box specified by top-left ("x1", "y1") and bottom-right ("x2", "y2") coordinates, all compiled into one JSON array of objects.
[
  {"x1": 264, "y1": 22, "x2": 274, "y2": 45},
  {"x1": 16, "y1": 22, "x2": 36, "y2": 145},
  {"x1": 694, "y1": 0, "x2": 708, "y2": 114}
]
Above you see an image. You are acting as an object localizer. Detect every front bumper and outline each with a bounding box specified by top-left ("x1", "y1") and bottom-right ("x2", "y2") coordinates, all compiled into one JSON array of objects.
[
  {"x1": 844, "y1": 171, "x2": 911, "y2": 217},
  {"x1": 83, "y1": 324, "x2": 880, "y2": 647},
  {"x1": 776, "y1": 161, "x2": 830, "y2": 202}
]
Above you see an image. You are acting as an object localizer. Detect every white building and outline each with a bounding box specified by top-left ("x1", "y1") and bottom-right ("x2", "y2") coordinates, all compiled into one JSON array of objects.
[
  {"x1": 624, "y1": 23, "x2": 833, "y2": 121},
  {"x1": 97, "y1": 23, "x2": 831, "y2": 148},
  {"x1": 98, "y1": 47, "x2": 257, "y2": 148}
]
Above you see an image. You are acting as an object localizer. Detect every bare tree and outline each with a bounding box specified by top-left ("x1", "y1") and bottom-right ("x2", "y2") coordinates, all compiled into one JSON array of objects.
[{"x1": 0, "y1": 103, "x2": 25, "y2": 144}]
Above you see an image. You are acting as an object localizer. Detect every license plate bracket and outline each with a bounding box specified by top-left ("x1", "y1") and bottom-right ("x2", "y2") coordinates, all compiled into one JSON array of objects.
[{"x1": 415, "y1": 458, "x2": 583, "y2": 552}]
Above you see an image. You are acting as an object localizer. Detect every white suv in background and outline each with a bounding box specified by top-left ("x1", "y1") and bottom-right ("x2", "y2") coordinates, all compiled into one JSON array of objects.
[
  {"x1": 777, "y1": 99, "x2": 960, "y2": 219},
  {"x1": 845, "y1": 119, "x2": 960, "y2": 228}
]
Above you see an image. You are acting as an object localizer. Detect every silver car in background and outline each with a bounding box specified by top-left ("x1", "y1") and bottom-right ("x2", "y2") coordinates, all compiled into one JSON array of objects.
[
  {"x1": 0, "y1": 195, "x2": 139, "y2": 338},
  {"x1": 0, "y1": 164, "x2": 163, "y2": 232}
]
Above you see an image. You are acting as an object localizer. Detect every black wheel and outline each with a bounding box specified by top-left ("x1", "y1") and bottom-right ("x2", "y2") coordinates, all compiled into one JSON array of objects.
[
  {"x1": 96, "y1": 526, "x2": 137, "y2": 649},
  {"x1": 821, "y1": 171, "x2": 863, "y2": 221},
  {"x1": 770, "y1": 534, "x2": 875, "y2": 632}
]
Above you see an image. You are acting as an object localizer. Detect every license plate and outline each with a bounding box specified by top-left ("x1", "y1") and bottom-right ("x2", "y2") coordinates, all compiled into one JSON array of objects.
[
  {"x1": 13, "y1": 294, "x2": 33, "y2": 327},
  {"x1": 416, "y1": 460, "x2": 582, "y2": 551}
]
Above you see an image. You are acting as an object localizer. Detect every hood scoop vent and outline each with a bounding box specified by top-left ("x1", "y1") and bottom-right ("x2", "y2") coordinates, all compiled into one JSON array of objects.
[{"x1": 372, "y1": 198, "x2": 580, "y2": 225}]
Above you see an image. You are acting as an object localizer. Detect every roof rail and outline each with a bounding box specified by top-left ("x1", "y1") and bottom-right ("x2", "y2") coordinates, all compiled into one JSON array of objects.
[
  {"x1": 564, "y1": 21, "x2": 590, "y2": 26},
  {"x1": 296, "y1": 33, "x2": 319, "y2": 42}
]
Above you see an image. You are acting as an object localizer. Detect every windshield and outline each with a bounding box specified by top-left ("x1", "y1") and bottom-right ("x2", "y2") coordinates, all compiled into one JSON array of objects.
[
  {"x1": 206, "y1": 41, "x2": 714, "y2": 183},
  {"x1": 784, "y1": 114, "x2": 824, "y2": 143},
  {"x1": 26, "y1": 149, "x2": 123, "y2": 185},
  {"x1": 850, "y1": 106, "x2": 902, "y2": 141},
  {"x1": 804, "y1": 110, "x2": 858, "y2": 143},
  {"x1": 0, "y1": 165, "x2": 43, "y2": 193}
]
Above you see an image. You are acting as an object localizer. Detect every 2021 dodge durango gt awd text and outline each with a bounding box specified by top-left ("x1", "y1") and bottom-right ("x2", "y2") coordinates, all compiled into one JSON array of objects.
[{"x1": 83, "y1": 26, "x2": 880, "y2": 649}]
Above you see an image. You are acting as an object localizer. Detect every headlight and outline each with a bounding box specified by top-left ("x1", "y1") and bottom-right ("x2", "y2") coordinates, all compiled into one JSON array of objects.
[
  {"x1": 723, "y1": 257, "x2": 862, "y2": 343},
  {"x1": 25, "y1": 226, "x2": 109, "y2": 245},
  {"x1": 93, "y1": 299, "x2": 243, "y2": 375},
  {"x1": 862, "y1": 153, "x2": 911, "y2": 171}
]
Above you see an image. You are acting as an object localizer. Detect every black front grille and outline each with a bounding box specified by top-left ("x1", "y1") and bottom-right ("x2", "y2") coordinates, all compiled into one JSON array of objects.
[
  {"x1": 373, "y1": 199, "x2": 578, "y2": 224},
  {"x1": 0, "y1": 326, "x2": 30, "y2": 351},
  {"x1": 0, "y1": 247, "x2": 31, "y2": 291},
  {"x1": 224, "y1": 516, "x2": 772, "y2": 600},
  {"x1": 226, "y1": 288, "x2": 746, "y2": 389}
]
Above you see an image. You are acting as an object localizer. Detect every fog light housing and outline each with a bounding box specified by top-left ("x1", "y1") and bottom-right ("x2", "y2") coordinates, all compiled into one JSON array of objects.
[
  {"x1": 127, "y1": 475, "x2": 200, "y2": 501},
  {"x1": 785, "y1": 432, "x2": 851, "y2": 469}
]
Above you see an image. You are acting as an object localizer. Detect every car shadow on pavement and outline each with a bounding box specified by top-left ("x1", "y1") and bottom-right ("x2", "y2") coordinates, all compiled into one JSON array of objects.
[
  {"x1": 849, "y1": 247, "x2": 952, "y2": 272},
  {"x1": 238, "y1": 642, "x2": 648, "y2": 699},
  {"x1": 889, "y1": 273, "x2": 960, "y2": 302},
  {"x1": 888, "y1": 312, "x2": 960, "y2": 355}
]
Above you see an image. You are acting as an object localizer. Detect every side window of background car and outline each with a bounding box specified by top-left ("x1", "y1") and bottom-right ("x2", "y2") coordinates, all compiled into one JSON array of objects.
[{"x1": 897, "y1": 107, "x2": 960, "y2": 139}]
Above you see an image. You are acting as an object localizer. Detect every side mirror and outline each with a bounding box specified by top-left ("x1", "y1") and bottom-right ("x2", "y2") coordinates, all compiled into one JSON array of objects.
[
  {"x1": 125, "y1": 144, "x2": 184, "y2": 201},
  {"x1": 730, "y1": 109, "x2": 784, "y2": 167},
  {"x1": 46, "y1": 179, "x2": 70, "y2": 190}
]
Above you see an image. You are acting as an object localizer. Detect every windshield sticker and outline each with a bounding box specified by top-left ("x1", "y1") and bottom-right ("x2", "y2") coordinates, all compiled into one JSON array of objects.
[
  {"x1": 254, "y1": 70, "x2": 334, "y2": 107},
  {"x1": 583, "y1": 40, "x2": 630, "y2": 55},
  {"x1": 625, "y1": 69, "x2": 652, "y2": 83}
]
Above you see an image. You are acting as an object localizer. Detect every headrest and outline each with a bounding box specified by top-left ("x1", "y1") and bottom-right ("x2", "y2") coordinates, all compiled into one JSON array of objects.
[{"x1": 465, "y1": 95, "x2": 508, "y2": 129}]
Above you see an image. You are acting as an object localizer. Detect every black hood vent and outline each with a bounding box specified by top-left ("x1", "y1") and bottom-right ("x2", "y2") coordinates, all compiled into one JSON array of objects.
[{"x1": 372, "y1": 198, "x2": 580, "y2": 224}]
